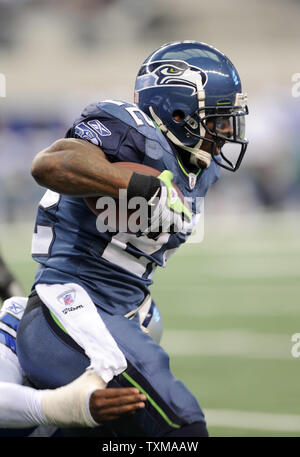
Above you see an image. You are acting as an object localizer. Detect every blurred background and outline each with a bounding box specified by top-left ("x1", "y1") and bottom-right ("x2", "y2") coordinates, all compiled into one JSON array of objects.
[{"x1": 0, "y1": 0, "x2": 299, "y2": 437}]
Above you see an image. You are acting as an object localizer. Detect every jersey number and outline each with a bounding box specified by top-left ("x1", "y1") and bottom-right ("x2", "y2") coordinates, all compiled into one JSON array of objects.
[
  {"x1": 103, "y1": 100, "x2": 155, "y2": 128},
  {"x1": 31, "y1": 190, "x2": 60, "y2": 256}
]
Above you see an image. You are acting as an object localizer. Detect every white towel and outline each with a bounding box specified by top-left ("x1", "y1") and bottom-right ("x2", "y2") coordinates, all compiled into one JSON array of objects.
[{"x1": 35, "y1": 283, "x2": 127, "y2": 383}]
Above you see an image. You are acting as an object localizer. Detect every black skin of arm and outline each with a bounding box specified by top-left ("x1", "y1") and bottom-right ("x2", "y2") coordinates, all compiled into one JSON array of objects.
[{"x1": 31, "y1": 138, "x2": 133, "y2": 198}]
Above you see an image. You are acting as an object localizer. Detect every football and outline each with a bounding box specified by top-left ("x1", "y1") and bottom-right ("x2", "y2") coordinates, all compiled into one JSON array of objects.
[{"x1": 84, "y1": 162, "x2": 184, "y2": 233}]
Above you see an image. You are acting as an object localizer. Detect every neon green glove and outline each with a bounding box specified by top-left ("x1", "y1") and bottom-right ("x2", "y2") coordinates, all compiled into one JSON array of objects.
[{"x1": 144, "y1": 170, "x2": 192, "y2": 239}]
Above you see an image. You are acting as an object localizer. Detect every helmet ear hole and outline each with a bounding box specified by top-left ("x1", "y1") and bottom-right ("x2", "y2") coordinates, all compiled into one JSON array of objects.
[{"x1": 172, "y1": 110, "x2": 185, "y2": 122}]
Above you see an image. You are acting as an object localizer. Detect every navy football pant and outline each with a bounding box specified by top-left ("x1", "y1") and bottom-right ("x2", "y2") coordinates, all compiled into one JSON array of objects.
[{"x1": 16, "y1": 292, "x2": 207, "y2": 437}]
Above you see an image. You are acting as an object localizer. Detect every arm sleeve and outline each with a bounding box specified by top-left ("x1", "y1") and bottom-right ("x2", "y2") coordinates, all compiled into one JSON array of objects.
[{"x1": 0, "y1": 382, "x2": 45, "y2": 428}]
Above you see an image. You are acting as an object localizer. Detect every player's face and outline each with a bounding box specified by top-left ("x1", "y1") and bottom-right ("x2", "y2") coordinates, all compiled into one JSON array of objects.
[
  {"x1": 202, "y1": 117, "x2": 234, "y2": 155},
  {"x1": 172, "y1": 113, "x2": 233, "y2": 156}
]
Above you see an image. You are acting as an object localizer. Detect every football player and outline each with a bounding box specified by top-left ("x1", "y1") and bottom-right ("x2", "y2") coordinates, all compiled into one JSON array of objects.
[
  {"x1": 16, "y1": 41, "x2": 248, "y2": 437},
  {"x1": 0, "y1": 296, "x2": 147, "y2": 436}
]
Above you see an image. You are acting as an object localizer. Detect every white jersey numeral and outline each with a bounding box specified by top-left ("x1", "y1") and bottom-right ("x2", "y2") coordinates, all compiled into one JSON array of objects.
[
  {"x1": 39, "y1": 190, "x2": 60, "y2": 209},
  {"x1": 103, "y1": 100, "x2": 155, "y2": 128},
  {"x1": 31, "y1": 225, "x2": 54, "y2": 256},
  {"x1": 101, "y1": 232, "x2": 175, "y2": 278},
  {"x1": 31, "y1": 190, "x2": 60, "y2": 256},
  {"x1": 125, "y1": 106, "x2": 155, "y2": 127}
]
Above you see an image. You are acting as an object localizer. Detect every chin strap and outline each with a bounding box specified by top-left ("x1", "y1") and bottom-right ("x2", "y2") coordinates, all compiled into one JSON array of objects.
[
  {"x1": 188, "y1": 147, "x2": 212, "y2": 168},
  {"x1": 149, "y1": 106, "x2": 212, "y2": 169}
]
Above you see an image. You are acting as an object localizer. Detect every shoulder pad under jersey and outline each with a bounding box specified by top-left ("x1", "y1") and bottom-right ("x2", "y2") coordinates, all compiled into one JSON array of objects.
[{"x1": 66, "y1": 99, "x2": 175, "y2": 163}]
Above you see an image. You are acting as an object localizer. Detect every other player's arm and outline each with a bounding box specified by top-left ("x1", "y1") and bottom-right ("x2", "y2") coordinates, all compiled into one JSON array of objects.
[{"x1": 0, "y1": 371, "x2": 146, "y2": 428}]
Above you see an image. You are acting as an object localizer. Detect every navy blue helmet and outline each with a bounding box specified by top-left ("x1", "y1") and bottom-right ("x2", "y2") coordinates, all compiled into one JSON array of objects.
[{"x1": 135, "y1": 41, "x2": 249, "y2": 171}]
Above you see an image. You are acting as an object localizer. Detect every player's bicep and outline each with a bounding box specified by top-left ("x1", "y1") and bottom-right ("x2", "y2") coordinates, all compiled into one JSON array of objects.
[
  {"x1": 31, "y1": 134, "x2": 132, "y2": 197},
  {"x1": 32, "y1": 138, "x2": 109, "y2": 179},
  {"x1": 36, "y1": 138, "x2": 107, "y2": 159}
]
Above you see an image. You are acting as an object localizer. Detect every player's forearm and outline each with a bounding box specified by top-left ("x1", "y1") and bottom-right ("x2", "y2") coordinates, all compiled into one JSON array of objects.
[{"x1": 31, "y1": 138, "x2": 133, "y2": 197}]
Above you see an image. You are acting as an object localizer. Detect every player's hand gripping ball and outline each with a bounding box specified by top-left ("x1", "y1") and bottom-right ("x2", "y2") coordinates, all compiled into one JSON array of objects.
[{"x1": 84, "y1": 162, "x2": 190, "y2": 236}]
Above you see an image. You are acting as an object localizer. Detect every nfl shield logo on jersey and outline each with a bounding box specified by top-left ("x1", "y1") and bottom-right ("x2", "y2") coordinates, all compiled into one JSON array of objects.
[
  {"x1": 169, "y1": 187, "x2": 178, "y2": 204},
  {"x1": 57, "y1": 290, "x2": 76, "y2": 307},
  {"x1": 189, "y1": 173, "x2": 197, "y2": 190},
  {"x1": 63, "y1": 294, "x2": 74, "y2": 306}
]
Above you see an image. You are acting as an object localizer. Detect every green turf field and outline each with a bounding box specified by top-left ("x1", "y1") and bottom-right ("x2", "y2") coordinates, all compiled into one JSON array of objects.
[{"x1": 1, "y1": 211, "x2": 300, "y2": 437}]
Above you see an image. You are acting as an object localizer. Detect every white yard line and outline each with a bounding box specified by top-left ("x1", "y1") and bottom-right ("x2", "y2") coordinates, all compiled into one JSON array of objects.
[
  {"x1": 204, "y1": 408, "x2": 300, "y2": 432},
  {"x1": 162, "y1": 329, "x2": 295, "y2": 360},
  {"x1": 166, "y1": 302, "x2": 300, "y2": 316},
  {"x1": 179, "y1": 242, "x2": 300, "y2": 256}
]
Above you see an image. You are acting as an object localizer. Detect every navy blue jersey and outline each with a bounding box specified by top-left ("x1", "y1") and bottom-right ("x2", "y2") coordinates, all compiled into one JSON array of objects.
[{"x1": 31, "y1": 100, "x2": 220, "y2": 315}]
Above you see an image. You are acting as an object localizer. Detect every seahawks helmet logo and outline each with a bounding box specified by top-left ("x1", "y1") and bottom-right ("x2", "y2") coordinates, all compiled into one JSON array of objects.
[{"x1": 151, "y1": 60, "x2": 208, "y2": 94}]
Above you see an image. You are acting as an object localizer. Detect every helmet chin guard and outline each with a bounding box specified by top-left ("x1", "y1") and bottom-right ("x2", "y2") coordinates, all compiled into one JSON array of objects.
[{"x1": 183, "y1": 95, "x2": 249, "y2": 171}]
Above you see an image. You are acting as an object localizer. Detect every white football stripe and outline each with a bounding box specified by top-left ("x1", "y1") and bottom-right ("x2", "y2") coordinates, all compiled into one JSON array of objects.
[
  {"x1": 165, "y1": 301, "x2": 300, "y2": 316},
  {"x1": 0, "y1": 322, "x2": 16, "y2": 339},
  {"x1": 205, "y1": 408, "x2": 300, "y2": 432},
  {"x1": 162, "y1": 329, "x2": 294, "y2": 360}
]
